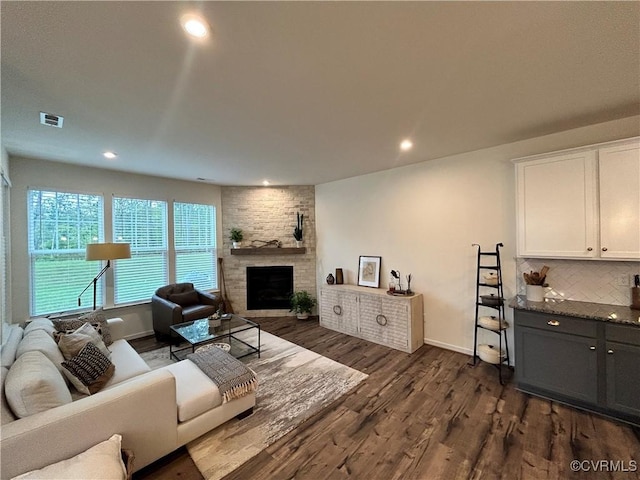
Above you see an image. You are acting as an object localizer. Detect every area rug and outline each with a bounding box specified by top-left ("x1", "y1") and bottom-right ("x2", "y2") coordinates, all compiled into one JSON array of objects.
[{"x1": 140, "y1": 331, "x2": 368, "y2": 480}]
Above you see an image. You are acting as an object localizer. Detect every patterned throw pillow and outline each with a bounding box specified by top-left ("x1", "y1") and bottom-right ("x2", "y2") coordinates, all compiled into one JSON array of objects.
[
  {"x1": 56, "y1": 322, "x2": 111, "y2": 360},
  {"x1": 53, "y1": 308, "x2": 112, "y2": 346},
  {"x1": 61, "y1": 343, "x2": 115, "y2": 395}
]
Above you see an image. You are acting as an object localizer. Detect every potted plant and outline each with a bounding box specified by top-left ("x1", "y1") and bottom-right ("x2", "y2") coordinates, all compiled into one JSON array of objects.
[
  {"x1": 290, "y1": 290, "x2": 316, "y2": 320},
  {"x1": 293, "y1": 212, "x2": 304, "y2": 247},
  {"x1": 230, "y1": 228, "x2": 243, "y2": 248}
]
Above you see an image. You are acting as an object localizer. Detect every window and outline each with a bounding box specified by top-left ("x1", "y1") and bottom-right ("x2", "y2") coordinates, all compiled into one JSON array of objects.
[
  {"x1": 28, "y1": 190, "x2": 103, "y2": 316},
  {"x1": 113, "y1": 197, "x2": 168, "y2": 305},
  {"x1": 174, "y1": 202, "x2": 217, "y2": 291}
]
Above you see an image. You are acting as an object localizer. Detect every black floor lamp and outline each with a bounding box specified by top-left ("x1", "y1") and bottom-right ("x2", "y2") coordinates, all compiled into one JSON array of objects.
[{"x1": 78, "y1": 243, "x2": 131, "y2": 310}]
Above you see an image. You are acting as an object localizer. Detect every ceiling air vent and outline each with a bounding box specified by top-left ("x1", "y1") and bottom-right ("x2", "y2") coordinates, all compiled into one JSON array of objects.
[{"x1": 39, "y1": 112, "x2": 64, "y2": 128}]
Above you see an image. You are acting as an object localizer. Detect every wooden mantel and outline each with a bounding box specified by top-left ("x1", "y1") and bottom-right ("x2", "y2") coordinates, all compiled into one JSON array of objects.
[{"x1": 230, "y1": 247, "x2": 306, "y2": 255}]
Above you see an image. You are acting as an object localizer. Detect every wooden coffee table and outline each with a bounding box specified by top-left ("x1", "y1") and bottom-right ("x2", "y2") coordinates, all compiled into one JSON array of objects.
[{"x1": 169, "y1": 314, "x2": 261, "y2": 361}]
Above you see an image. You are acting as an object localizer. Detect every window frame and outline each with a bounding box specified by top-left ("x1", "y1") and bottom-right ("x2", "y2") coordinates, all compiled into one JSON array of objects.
[
  {"x1": 112, "y1": 195, "x2": 169, "y2": 306},
  {"x1": 27, "y1": 188, "x2": 104, "y2": 316},
  {"x1": 173, "y1": 201, "x2": 217, "y2": 291}
]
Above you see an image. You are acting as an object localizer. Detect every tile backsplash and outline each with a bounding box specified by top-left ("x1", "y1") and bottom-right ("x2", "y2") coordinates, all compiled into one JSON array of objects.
[{"x1": 516, "y1": 258, "x2": 639, "y2": 306}]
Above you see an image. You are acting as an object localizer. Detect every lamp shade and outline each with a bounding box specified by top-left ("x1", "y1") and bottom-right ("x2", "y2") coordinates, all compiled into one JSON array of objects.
[{"x1": 86, "y1": 243, "x2": 131, "y2": 261}]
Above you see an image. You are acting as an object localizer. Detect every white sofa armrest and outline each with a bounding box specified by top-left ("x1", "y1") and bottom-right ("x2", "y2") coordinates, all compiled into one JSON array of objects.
[
  {"x1": 107, "y1": 317, "x2": 126, "y2": 341},
  {"x1": 0, "y1": 369, "x2": 178, "y2": 478}
]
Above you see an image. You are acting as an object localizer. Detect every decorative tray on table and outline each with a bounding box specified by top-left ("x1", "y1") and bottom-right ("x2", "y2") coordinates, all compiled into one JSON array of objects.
[{"x1": 386, "y1": 290, "x2": 415, "y2": 297}]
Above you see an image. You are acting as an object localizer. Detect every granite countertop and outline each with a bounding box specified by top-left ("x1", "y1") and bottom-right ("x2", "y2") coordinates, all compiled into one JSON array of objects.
[{"x1": 510, "y1": 295, "x2": 640, "y2": 327}]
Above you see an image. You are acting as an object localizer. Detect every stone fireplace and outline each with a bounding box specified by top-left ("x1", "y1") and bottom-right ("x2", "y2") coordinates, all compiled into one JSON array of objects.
[{"x1": 221, "y1": 186, "x2": 316, "y2": 317}]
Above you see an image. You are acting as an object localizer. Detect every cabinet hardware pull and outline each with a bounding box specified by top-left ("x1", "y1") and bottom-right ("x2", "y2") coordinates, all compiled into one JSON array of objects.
[
  {"x1": 333, "y1": 305, "x2": 342, "y2": 316},
  {"x1": 589, "y1": 346, "x2": 596, "y2": 350},
  {"x1": 587, "y1": 247, "x2": 593, "y2": 251},
  {"x1": 547, "y1": 320, "x2": 560, "y2": 326},
  {"x1": 607, "y1": 349, "x2": 614, "y2": 354},
  {"x1": 376, "y1": 314, "x2": 388, "y2": 326},
  {"x1": 602, "y1": 247, "x2": 608, "y2": 252}
]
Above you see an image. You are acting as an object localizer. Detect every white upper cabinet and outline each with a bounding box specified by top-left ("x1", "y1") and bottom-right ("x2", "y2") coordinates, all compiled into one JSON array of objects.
[
  {"x1": 598, "y1": 141, "x2": 640, "y2": 259},
  {"x1": 515, "y1": 137, "x2": 640, "y2": 260}
]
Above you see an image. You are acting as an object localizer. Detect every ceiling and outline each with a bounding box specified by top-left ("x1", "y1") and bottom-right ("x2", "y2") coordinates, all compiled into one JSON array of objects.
[{"x1": 2, "y1": 1, "x2": 639, "y2": 186}]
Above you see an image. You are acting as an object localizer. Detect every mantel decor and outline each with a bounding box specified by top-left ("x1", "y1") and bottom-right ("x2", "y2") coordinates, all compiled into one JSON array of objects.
[
  {"x1": 231, "y1": 247, "x2": 306, "y2": 256},
  {"x1": 357, "y1": 255, "x2": 381, "y2": 288}
]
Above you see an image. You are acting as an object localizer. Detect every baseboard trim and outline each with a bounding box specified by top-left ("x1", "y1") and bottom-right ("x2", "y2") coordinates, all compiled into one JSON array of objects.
[
  {"x1": 423, "y1": 338, "x2": 473, "y2": 356},
  {"x1": 123, "y1": 330, "x2": 155, "y2": 341}
]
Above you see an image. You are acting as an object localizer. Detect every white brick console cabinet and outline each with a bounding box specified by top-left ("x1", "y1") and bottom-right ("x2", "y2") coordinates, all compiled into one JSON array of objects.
[{"x1": 319, "y1": 285, "x2": 424, "y2": 353}]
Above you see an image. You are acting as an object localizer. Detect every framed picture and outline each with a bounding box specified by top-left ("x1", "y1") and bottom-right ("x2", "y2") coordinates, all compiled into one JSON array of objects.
[{"x1": 358, "y1": 256, "x2": 381, "y2": 288}]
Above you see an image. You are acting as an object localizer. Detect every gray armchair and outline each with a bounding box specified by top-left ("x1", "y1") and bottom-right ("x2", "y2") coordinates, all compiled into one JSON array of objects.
[{"x1": 152, "y1": 282, "x2": 221, "y2": 341}]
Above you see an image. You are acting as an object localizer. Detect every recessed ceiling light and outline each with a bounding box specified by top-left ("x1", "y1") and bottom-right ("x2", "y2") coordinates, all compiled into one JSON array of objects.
[
  {"x1": 103, "y1": 151, "x2": 118, "y2": 159},
  {"x1": 400, "y1": 139, "x2": 413, "y2": 151},
  {"x1": 262, "y1": 180, "x2": 270, "y2": 186},
  {"x1": 181, "y1": 14, "x2": 209, "y2": 39}
]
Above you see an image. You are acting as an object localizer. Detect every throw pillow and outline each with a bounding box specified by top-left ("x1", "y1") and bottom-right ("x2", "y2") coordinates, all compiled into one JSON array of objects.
[
  {"x1": 53, "y1": 308, "x2": 112, "y2": 346},
  {"x1": 16, "y1": 329, "x2": 67, "y2": 378},
  {"x1": 11, "y1": 433, "x2": 127, "y2": 480},
  {"x1": 5, "y1": 351, "x2": 72, "y2": 418},
  {"x1": 1, "y1": 366, "x2": 17, "y2": 425},
  {"x1": 62, "y1": 342, "x2": 115, "y2": 395},
  {"x1": 56, "y1": 322, "x2": 111, "y2": 360},
  {"x1": 168, "y1": 290, "x2": 199, "y2": 307},
  {"x1": 23, "y1": 318, "x2": 56, "y2": 338}
]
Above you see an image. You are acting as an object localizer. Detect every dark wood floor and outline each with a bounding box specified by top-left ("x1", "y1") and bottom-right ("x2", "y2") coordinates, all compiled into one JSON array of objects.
[{"x1": 132, "y1": 317, "x2": 640, "y2": 480}]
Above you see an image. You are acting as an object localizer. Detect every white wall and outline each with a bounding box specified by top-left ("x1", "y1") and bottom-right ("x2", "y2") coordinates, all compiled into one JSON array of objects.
[
  {"x1": 315, "y1": 116, "x2": 640, "y2": 356},
  {"x1": 9, "y1": 156, "x2": 223, "y2": 339}
]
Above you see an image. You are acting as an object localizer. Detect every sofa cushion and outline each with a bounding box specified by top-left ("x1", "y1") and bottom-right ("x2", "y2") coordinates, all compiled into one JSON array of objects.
[
  {"x1": 161, "y1": 360, "x2": 222, "y2": 422},
  {"x1": 53, "y1": 309, "x2": 112, "y2": 346},
  {"x1": 12, "y1": 433, "x2": 127, "y2": 480},
  {"x1": 1, "y1": 324, "x2": 24, "y2": 368},
  {"x1": 1, "y1": 321, "x2": 11, "y2": 345},
  {"x1": 5, "y1": 351, "x2": 72, "y2": 418},
  {"x1": 62, "y1": 343, "x2": 115, "y2": 395},
  {"x1": 23, "y1": 318, "x2": 56, "y2": 338},
  {"x1": 168, "y1": 290, "x2": 199, "y2": 307},
  {"x1": 16, "y1": 329, "x2": 67, "y2": 377},
  {"x1": 101, "y1": 339, "x2": 151, "y2": 389},
  {"x1": 1, "y1": 366, "x2": 16, "y2": 424},
  {"x1": 56, "y1": 322, "x2": 111, "y2": 360}
]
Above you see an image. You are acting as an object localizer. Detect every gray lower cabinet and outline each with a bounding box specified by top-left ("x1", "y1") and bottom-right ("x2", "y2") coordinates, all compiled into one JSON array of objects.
[
  {"x1": 515, "y1": 326, "x2": 598, "y2": 404},
  {"x1": 605, "y1": 323, "x2": 640, "y2": 418},
  {"x1": 514, "y1": 309, "x2": 639, "y2": 425}
]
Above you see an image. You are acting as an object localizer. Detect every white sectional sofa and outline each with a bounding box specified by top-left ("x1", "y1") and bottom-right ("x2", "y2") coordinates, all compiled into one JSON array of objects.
[{"x1": 0, "y1": 317, "x2": 256, "y2": 478}]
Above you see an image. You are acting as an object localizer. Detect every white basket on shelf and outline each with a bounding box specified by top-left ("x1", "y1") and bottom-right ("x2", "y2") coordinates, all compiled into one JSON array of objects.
[{"x1": 478, "y1": 344, "x2": 506, "y2": 364}]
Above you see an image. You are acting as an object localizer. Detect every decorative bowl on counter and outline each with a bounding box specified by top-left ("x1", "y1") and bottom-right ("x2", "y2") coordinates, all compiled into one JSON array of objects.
[
  {"x1": 480, "y1": 294, "x2": 504, "y2": 306},
  {"x1": 478, "y1": 344, "x2": 506, "y2": 364}
]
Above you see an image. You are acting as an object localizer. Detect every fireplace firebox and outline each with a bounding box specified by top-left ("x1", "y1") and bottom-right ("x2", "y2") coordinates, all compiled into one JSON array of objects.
[{"x1": 246, "y1": 266, "x2": 293, "y2": 310}]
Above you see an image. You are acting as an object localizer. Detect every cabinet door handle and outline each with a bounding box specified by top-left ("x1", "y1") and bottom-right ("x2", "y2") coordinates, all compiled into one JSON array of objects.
[
  {"x1": 602, "y1": 247, "x2": 608, "y2": 252},
  {"x1": 607, "y1": 349, "x2": 614, "y2": 355},
  {"x1": 333, "y1": 305, "x2": 342, "y2": 316},
  {"x1": 587, "y1": 247, "x2": 593, "y2": 252},
  {"x1": 547, "y1": 320, "x2": 560, "y2": 327},
  {"x1": 376, "y1": 314, "x2": 387, "y2": 326},
  {"x1": 589, "y1": 346, "x2": 596, "y2": 350}
]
